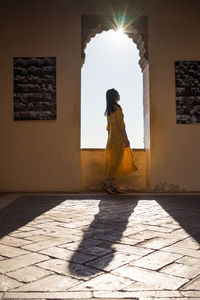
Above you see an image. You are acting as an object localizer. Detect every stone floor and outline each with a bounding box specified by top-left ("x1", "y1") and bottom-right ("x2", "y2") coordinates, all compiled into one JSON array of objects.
[{"x1": 0, "y1": 193, "x2": 200, "y2": 300}]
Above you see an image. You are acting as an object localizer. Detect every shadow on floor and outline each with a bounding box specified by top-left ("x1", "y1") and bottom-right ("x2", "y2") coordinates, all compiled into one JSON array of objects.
[
  {"x1": 0, "y1": 195, "x2": 68, "y2": 239},
  {"x1": 0, "y1": 194, "x2": 139, "y2": 240},
  {"x1": 68, "y1": 196, "x2": 139, "y2": 276},
  {"x1": 68, "y1": 194, "x2": 200, "y2": 276},
  {"x1": 1, "y1": 193, "x2": 200, "y2": 277},
  {"x1": 157, "y1": 195, "x2": 200, "y2": 245}
]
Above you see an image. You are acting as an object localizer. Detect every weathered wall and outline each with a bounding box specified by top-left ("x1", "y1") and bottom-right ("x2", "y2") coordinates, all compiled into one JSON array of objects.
[
  {"x1": 81, "y1": 149, "x2": 146, "y2": 191},
  {"x1": 0, "y1": 0, "x2": 81, "y2": 192}
]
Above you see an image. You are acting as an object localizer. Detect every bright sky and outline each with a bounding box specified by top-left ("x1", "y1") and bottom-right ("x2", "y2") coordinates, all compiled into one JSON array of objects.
[{"x1": 81, "y1": 28, "x2": 144, "y2": 149}]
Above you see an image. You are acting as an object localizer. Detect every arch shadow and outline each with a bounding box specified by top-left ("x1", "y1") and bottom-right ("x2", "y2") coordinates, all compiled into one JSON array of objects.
[
  {"x1": 0, "y1": 195, "x2": 68, "y2": 239},
  {"x1": 156, "y1": 194, "x2": 200, "y2": 245}
]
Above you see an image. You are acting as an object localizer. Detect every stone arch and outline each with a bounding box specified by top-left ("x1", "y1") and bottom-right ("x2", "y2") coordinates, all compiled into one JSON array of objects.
[{"x1": 81, "y1": 15, "x2": 148, "y2": 71}]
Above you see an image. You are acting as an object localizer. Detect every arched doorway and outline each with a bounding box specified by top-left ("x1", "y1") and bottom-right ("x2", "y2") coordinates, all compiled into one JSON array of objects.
[
  {"x1": 81, "y1": 29, "x2": 143, "y2": 149},
  {"x1": 80, "y1": 15, "x2": 150, "y2": 191}
]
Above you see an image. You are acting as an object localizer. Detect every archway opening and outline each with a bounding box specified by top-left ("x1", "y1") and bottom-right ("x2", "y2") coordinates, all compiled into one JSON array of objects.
[
  {"x1": 80, "y1": 15, "x2": 150, "y2": 191},
  {"x1": 81, "y1": 29, "x2": 144, "y2": 149}
]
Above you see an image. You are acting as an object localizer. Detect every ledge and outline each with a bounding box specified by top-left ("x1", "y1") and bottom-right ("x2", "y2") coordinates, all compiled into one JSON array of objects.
[{"x1": 81, "y1": 148, "x2": 145, "y2": 151}]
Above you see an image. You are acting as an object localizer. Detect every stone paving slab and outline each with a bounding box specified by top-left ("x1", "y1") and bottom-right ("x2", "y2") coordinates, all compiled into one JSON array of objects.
[
  {"x1": 69, "y1": 273, "x2": 133, "y2": 291},
  {"x1": 136, "y1": 236, "x2": 178, "y2": 249},
  {"x1": 173, "y1": 236, "x2": 200, "y2": 249},
  {"x1": 0, "y1": 193, "x2": 200, "y2": 299},
  {"x1": 162, "y1": 244, "x2": 200, "y2": 258},
  {"x1": 39, "y1": 246, "x2": 97, "y2": 264},
  {"x1": 9, "y1": 230, "x2": 49, "y2": 239},
  {"x1": 177, "y1": 256, "x2": 200, "y2": 267},
  {"x1": 0, "y1": 275, "x2": 22, "y2": 292},
  {"x1": 7, "y1": 266, "x2": 53, "y2": 283},
  {"x1": 11, "y1": 275, "x2": 82, "y2": 292},
  {"x1": 112, "y1": 265, "x2": 188, "y2": 289},
  {"x1": 130, "y1": 250, "x2": 182, "y2": 270},
  {"x1": 93, "y1": 290, "x2": 183, "y2": 298},
  {"x1": 0, "y1": 236, "x2": 31, "y2": 247},
  {"x1": 37, "y1": 259, "x2": 103, "y2": 280},
  {"x1": 139, "y1": 298, "x2": 197, "y2": 300},
  {"x1": 160, "y1": 262, "x2": 200, "y2": 279},
  {"x1": 109, "y1": 242, "x2": 153, "y2": 256},
  {"x1": 3, "y1": 291, "x2": 93, "y2": 298},
  {"x1": 0, "y1": 244, "x2": 28, "y2": 258},
  {"x1": 181, "y1": 291, "x2": 200, "y2": 297},
  {"x1": 126, "y1": 281, "x2": 164, "y2": 291},
  {"x1": 0, "y1": 253, "x2": 49, "y2": 273},
  {"x1": 181, "y1": 276, "x2": 200, "y2": 289}
]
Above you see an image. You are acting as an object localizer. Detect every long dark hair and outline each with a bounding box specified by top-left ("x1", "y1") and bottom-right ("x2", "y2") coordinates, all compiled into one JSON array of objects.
[{"x1": 105, "y1": 88, "x2": 120, "y2": 116}]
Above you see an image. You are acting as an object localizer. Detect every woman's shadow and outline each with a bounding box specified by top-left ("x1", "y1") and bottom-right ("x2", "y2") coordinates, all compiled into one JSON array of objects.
[{"x1": 68, "y1": 195, "x2": 138, "y2": 277}]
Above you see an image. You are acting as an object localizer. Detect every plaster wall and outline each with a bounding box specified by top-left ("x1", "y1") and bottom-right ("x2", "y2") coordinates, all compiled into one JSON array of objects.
[
  {"x1": 148, "y1": 1, "x2": 200, "y2": 192},
  {"x1": 0, "y1": 0, "x2": 81, "y2": 192}
]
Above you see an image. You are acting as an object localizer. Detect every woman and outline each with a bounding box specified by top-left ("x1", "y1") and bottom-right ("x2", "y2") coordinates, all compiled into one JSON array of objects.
[{"x1": 102, "y1": 88, "x2": 137, "y2": 194}]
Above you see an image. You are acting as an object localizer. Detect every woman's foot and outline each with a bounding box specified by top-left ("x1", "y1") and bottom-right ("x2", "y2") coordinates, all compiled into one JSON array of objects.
[
  {"x1": 101, "y1": 182, "x2": 115, "y2": 194},
  {"x1": 111, "y1": 184, "x2": 124, "y2": 194},
  {"x1": 111, "y1": 186, "x2": 123, "y2": 194}
]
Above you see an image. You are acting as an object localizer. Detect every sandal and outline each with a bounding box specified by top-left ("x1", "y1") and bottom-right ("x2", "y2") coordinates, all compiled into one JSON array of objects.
[
  {"x1": 111, "y1": 186, "x2": 124, "y2": 194},
  {"x1": 101, "y1": 182, "x2": 115, "y2": 194}
]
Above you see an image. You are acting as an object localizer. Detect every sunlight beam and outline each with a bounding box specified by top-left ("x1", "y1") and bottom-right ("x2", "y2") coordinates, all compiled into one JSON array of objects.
[{"x1": 116, "y1": 26, "x2": 124, "y2": 34}]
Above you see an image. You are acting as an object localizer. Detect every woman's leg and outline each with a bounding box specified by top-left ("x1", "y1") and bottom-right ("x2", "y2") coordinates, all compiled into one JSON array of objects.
[
  {"x1": 102, "y1": 177, "x2": 115, "y2": 194},
  {"x1": 111, "y1": 178, "x2": 117, "y2": 188}
]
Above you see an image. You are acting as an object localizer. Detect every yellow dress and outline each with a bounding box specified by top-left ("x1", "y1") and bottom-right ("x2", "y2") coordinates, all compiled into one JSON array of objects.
[{"x1": 104, "y1": 105, "x2": 138, "y2": 178}]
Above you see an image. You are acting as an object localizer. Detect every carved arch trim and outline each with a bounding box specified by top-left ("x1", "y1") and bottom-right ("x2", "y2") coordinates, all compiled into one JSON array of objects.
[{"x1": 81, "y1": 15, "x2": 148, "y2": 71}]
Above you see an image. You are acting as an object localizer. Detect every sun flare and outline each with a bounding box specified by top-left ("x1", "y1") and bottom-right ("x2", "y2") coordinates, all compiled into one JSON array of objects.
[
  {"x1": 110, "y1": 26, "x2": 127, "y2": 44},
  {"x1": 105, "y1": 27, "x2": 129, "y2": 46},
  {"x1": 116, "y1": 26, "x2": 124, "y2": 35}
]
